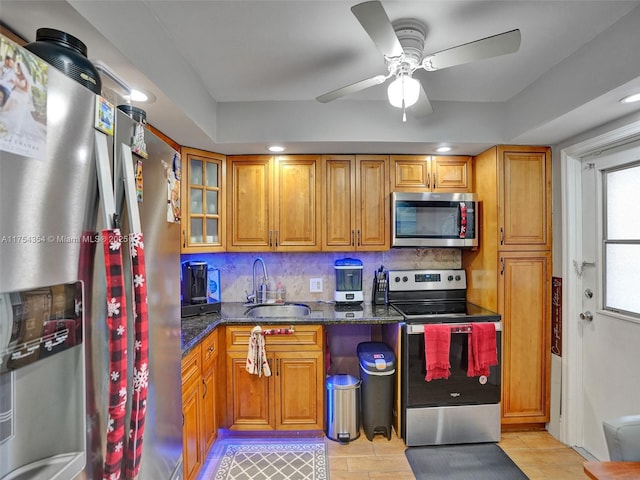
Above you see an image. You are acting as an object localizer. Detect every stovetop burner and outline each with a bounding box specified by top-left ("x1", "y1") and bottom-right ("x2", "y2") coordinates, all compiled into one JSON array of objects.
[
  {"x1": 391, "y1": 301, "x2": 500, "y2": 323},
  {"x1": 385, "y1": 268, "x2": 500, "y2": 323}
]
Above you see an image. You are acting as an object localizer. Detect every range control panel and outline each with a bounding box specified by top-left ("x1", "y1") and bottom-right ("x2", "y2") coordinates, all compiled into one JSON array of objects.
[{"x1": 386, "y1": 269, "x2": 466, "y2": 292}]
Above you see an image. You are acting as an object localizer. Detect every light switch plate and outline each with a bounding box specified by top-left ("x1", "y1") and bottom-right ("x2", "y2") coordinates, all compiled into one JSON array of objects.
[{"x1": 310, "y1": 278, "x2": 323, "y2": 293}]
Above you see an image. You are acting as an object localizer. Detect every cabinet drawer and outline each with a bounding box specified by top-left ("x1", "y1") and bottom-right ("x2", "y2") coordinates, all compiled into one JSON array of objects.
[
  {"x1": 182, "y1": 345, "x2": 201, "y2": 389},
  {"x1": 201, "y1": 329, "x2": 219, "y2": 371},
  {"x1": 226, "y1": 325, "x2": 322, "y2": 351}
]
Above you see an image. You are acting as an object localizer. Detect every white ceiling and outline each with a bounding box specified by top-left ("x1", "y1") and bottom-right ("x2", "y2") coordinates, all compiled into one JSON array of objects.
[{"x1": 3, "y1": 1, "x2": 640, "y2": 155}]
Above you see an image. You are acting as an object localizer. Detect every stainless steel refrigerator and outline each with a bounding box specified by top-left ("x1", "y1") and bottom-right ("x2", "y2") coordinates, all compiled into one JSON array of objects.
[{"x1": 0, "y1": 38, "x2": 182, "y2": 480}]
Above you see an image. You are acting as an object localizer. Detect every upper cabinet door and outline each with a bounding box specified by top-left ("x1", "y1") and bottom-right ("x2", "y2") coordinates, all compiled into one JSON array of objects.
[
  {"x1": 181, "y1": 147, "x2": 226, "y2": 253},
  {"x1": 274, "y1": 155, "x2": 321, "y2": 251},
  {"x1": 391, "y1": 155, "x2": 473, "y2": 192},
  {"x1": 322, "y1": 155, "x2": 356, "y2": 251},
  {"x1": 356, "y1": 155, "x2": 390, "y2": 251},
  {"x1": 227, "y1": 155, "x2": 321, "y2": 252},
  {"x1": 431, "y1": 156, "x2": 473, "y2": 192},
  {"x1": 498, "y1": 147, "x2": 551, "y2": 250},
  {"x1": 390, "y1": 155, "x2": 430, "y2": 191},
  {"x1": 227, "y1": 155, "x2": 272, "y2": 251}
]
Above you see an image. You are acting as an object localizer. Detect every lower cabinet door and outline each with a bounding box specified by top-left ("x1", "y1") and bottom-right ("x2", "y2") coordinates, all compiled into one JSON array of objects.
[
  {"x1": 276, "y1": 351, "x2": 323, "y2": 429},
  {"x1": 182, "y1": 381, "x2": 202, "y2": 480},
  {"x1": 227, "y1": 352, "x2": 275, "y2": 429},
  {"x1": 201, "y1": 358, "x2": 218, "y2": 453},
  {"x1": 499, "y1": 252, "x2": 551, "y2": 425}
]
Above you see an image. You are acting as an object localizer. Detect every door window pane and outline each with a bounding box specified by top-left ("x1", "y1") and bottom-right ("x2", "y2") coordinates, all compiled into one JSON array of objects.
[
  {"x1": 190, "y1": 188, "x2": 203, "y2": 214},
  {"x1": 190, "y1": 218, "x2": 203, "y2": 243},
  {"x1": 206, "y1": 191, "x2": 218, "y2": 215},
  {"x1": 206, "y1": 162, "x2": 218, "y2": 187},
  {"x1": 190, "y1": 159, "x2": 203, "y2": 185},
  {"x1": 606, "y1": 164, "x2": 640, "y2": 239},
  {"x1": 605, "y1": 244, "x2": 640, "y2": 314},
  {"x1": 604, "y1": 163, "x2": 640, "y2": 315},
  {"x1": 206, "y1": 218, "x2": 218, "y2": 243}
]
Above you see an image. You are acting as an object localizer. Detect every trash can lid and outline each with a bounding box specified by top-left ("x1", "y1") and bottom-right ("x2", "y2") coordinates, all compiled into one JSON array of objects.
[
  {"x1": 357, "y1": 342, "x2": 396, "y2": 373},
  {"x1": 326, "y1": 374, "x2": 361, "y2": 390}
]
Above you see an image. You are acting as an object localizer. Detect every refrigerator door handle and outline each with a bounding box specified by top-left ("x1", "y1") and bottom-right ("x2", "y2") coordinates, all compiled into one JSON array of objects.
[{"x1": 95, "y1": 131, "x2": 118, "y2": 229}]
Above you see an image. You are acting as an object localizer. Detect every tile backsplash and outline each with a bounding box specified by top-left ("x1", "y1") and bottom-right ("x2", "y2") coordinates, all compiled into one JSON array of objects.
[{"x1": 181, "y1": 249, "x2": 461, "y2": 303}]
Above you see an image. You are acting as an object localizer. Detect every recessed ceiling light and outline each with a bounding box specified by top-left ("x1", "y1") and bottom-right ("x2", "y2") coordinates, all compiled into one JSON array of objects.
[
  {"x1": 620, "y1": 93, "x2": 640, "y2": 104},
  {"x1": 435, "y1": 146, "x2": 452, "y2": 153},
  {"x1": 128, "y1": 88, "x2": 156, "y2": 104},
  {"x1": 268, "y1": 145, "x2": 286, "y2": 152},
  {"x1": 130, "y1": 89, "x2": 148, "y2": 102}
]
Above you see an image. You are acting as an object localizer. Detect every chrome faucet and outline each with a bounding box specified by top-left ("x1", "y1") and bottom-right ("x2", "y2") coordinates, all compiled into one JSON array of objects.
[{"x1": 249, "y1": 257, "x2": 270, "y2": 304}]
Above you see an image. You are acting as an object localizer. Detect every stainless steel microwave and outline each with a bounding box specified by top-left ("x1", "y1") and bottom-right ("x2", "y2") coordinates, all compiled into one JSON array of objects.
[{"x1": 392, "y1": 192, "x2": 478, "y2": 248}]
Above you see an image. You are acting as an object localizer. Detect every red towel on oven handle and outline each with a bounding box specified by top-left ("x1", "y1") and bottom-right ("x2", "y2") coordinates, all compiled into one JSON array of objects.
[
  {"x1": 467, "y1": 322, "x2": 498, "y2": 377},
  {"x1": 424, "y1": 324, "x2": 451, "y2": 381}
]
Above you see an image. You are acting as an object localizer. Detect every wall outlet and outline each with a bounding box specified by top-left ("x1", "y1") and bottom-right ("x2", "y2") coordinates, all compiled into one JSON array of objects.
[{"x1": 310, "y1": 278, "x2": 323, "y2": 293}]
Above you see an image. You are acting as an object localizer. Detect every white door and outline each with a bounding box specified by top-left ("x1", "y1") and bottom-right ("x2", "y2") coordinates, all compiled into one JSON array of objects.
[{"x1": 578, "y1": 143, "x2": 640, "y2": 460}]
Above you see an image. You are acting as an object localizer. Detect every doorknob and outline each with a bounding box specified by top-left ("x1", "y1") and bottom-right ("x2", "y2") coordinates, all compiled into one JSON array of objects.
[{"x1": 580, "y1": 311, "x2": 593, "y2": 322}]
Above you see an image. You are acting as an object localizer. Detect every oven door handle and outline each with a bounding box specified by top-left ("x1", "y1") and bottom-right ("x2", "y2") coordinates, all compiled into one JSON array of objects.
[{"x1": 406, "y1": 322, "x2": 502, "y2": 335}]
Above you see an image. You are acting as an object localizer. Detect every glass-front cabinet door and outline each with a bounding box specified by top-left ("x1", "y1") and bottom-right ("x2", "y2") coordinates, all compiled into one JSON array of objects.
[{"x1": 181, "y1": 147, "x2": 226, "y2": 252}]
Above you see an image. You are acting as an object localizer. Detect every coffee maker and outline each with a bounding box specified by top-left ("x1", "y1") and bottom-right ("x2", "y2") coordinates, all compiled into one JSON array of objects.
[
  {"x1": 334, "y1": 258, "x2": 364, "y2": 305},
  {"x1": 181, "y1": 261, "x2": 221, "y2": 317}
]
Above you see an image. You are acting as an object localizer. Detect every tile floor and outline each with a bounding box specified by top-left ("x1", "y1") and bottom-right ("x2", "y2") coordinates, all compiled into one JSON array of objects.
[{"x1": 199, "y1": 429, "x2": 590, "y2": 479}]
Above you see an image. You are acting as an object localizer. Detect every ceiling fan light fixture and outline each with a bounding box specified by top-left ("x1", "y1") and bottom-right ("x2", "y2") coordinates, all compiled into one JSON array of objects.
[{"x1": 387, "y1": 75, "x2": 420, "y2": 108}]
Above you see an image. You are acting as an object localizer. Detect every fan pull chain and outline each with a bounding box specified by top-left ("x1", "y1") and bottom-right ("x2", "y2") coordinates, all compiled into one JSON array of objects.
[{"x1": 402, "y1": 99, "x2": 407, "y2": 122}]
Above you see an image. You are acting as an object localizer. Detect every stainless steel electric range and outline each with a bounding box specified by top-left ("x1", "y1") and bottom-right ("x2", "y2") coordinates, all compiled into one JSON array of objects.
[{"x1": 387, "y1": 268, "x2": 502, "y2": 447}]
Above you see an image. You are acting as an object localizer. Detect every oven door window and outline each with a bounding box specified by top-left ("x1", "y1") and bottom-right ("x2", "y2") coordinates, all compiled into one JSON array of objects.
[{"x1": 404, "y1": 329, "x2": 501, "y2": 407}]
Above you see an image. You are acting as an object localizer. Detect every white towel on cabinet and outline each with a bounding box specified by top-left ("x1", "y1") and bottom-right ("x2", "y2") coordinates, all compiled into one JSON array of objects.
[{"x1": 246, "y1": 325, "x2": 271, "y2": 377}]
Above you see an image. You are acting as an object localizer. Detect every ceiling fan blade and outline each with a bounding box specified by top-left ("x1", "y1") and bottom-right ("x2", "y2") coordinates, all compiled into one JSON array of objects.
[
  {"x1": 316, "y1": 74, "x2": 388, "y2": 103},
  {"x1": 423, "y1": 29, "x2": 521, "y2": 71},
  {"x1": 351, "y1": 1, "x2": 404, "y2": 59},
  {"x1": 409, "y1": 79, "x2": 433, "y2": 117}
]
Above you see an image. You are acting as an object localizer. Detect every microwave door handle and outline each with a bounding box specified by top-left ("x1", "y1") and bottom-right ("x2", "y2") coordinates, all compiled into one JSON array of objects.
[{"x1": 459, "y1": 202, "x2": 467, "y2": 238}]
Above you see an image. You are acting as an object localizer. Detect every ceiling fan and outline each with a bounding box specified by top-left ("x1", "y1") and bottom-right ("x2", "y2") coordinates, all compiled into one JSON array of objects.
[{"x1": 316, "y1": 0, "x2": 521, "y2": 121}]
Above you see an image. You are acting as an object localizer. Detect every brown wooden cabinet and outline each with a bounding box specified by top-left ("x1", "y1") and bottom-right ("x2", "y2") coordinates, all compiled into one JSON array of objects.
[
  {"x1": 391, "y1": 155, "x2": 472, "y2": 192},
  {"x1": 462, "y1": 145, "x2": 552, "y2": 428},
  {"x1": 227, "y1": 155, "x2": 321, "y2": 251},
  {"x1": 499, "y1": 252, "x2": 551, "y2": 425},
  {"x1": 181, "y1": 346, "x2": 202, "y2": 480},
  {"x1": 498, "y1": 149, "x2": 551, "y2": 250},
  {"x1": 322, "y1": 155, "x2": 389, "y2": 251},
  {"x1": 181, "y1": 328, "x2": 220, "y2": 480},
  {"x1": 181, "y1": 147, "x2": 226, "y2": 252},
  {"x1": 225, "y1": 325, "x2": 324, "y2": 431}
]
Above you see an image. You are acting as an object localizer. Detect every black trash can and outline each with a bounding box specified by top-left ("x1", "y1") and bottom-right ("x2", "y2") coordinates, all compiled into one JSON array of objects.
[{"x1": 357, "y1": 341, "x2": 396, "y2": 440}]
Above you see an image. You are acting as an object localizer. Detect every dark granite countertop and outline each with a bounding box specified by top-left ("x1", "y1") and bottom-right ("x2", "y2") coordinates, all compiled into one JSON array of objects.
[{"x1": 181, "y1": 301, "x2": 403, "y2": 356}]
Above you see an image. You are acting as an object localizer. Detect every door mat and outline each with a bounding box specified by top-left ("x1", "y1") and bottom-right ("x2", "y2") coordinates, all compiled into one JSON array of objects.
[
  {"x1": 211, "y1": 441, "x2": 329, "y2": 480},
  {"x1": 405, "y1": 443, "x2": 528, "y2": 480}
]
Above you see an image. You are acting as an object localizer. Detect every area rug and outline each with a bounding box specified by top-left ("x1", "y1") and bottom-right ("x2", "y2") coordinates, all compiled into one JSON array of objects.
[
  {"x1": 405, "y1": 443, "x2": 528, "y2": 480},
  {"x1": 211, "y1": 441, "x2": 329, "y2": 480}
]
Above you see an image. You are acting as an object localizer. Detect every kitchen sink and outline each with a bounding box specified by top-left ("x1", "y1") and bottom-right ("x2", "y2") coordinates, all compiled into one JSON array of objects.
[{"x1": 245, "y1": 303, "x2": 311, "y2": 318}]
